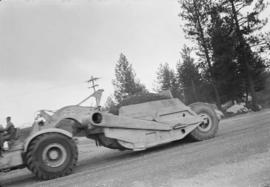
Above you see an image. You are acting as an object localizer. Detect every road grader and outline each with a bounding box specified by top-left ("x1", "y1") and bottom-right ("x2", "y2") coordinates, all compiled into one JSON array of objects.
[{"x1": 0, "y1": 83, "x2": 219, "y2": 180}]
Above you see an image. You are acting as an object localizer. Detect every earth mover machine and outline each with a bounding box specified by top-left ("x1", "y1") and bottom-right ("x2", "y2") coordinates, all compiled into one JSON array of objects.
[{"x1": 0, "y1": 79, "x2": 219, "y2": 180}]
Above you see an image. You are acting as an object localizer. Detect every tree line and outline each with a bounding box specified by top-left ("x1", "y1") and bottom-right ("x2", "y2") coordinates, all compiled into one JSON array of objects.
[{"x1": 106, "y1": 0, "x2": 270, "y2": 112}]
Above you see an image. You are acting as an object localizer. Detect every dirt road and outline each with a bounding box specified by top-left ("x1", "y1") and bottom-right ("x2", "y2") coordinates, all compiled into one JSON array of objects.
[{"x1": 1, "y1": 109, "x2": 270, "y2": 187}]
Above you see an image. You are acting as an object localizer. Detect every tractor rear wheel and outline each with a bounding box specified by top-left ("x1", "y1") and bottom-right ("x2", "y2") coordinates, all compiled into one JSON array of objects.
[
  {"x1": 25, "y1": 133, "x2": 78, "y2": 180},
  {"x1": 188, "y1": 103, "x2": 219, "y2": 141}
]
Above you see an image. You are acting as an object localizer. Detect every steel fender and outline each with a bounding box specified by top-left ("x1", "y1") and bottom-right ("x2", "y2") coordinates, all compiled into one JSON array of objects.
[{"x1": 23, "y1": 128, "x2": 73, "y2": 152}]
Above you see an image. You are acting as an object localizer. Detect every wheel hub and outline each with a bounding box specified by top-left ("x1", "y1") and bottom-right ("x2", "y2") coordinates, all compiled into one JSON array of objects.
[
  {"x1": 198, "y1": 113, "x2": 212, "y2": 132},
  {"x1": 48, "y1": 149, "x2": 59, "y2": 160},
  {"x1": 42, "y1": 143, "x2": 67, "y2": 168}
]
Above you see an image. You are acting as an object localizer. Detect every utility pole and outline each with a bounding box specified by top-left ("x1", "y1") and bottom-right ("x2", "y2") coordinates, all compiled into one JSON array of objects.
[
  {"x1": 87, "y1": 76, "x2": 100, "y2": 92},
  {"x1": 77, "y1": 76, "x2": 101, "y2": 106}
]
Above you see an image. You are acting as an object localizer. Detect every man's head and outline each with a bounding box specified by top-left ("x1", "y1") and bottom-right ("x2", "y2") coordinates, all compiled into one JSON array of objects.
[{"x1": 6, "y1": 116, "x2": 11, "y2": 122}]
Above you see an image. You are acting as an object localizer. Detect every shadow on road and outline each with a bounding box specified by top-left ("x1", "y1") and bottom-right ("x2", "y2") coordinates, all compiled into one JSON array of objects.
[
  {"x1": 1, "y1": 137, "x2": 194, "y2": 186},
  {"x1": 76, "y1": 137, "x2": 194, "y2": 173}
]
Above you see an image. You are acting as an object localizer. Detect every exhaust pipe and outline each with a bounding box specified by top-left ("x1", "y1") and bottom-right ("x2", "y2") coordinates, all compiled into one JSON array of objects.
[{"x1": 91, "y1": 112, "x2": 103, "y2": 124}]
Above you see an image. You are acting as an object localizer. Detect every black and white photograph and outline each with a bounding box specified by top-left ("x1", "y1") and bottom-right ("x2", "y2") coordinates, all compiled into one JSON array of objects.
[{"x1": 0, "y1": 0, "x2": 270, "y2": 186}]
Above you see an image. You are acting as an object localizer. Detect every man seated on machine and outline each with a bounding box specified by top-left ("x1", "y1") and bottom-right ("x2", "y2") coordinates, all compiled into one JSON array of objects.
[
  {"x1": 0, "y1": 116, "x2": 16, "y2": 157},
  {"x1": 0, "y1": 124, "x2": 5, "y2": 157}
]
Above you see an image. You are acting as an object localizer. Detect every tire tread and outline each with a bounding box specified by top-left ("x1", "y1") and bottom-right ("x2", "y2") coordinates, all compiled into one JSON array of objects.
[
  {"x1": 188, "y1": 102, "x2": 219, "y2": 141},
  {"x1": 25, "y1": 133, "x2": 78, "y2": 180}
]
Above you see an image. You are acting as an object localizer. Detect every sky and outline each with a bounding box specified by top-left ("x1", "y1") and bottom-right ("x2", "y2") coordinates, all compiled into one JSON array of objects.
[
  {"x1": 0, "y1": 0, "x2": 185, "y2": 126},
  {"x1": 0, "y1": 0, "x2": 269, "y2": 127}
]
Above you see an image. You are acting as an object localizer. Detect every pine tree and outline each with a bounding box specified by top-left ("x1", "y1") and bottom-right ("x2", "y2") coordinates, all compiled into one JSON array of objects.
[
  {"x1": 103, "y1": 96, "x2": 118, "y2": 113},
  {"x1": 179, "y1": 0, "x2": 222, "y2": 108},
  {"x1": 156, "y1": 63, "x2": 181, "y2": 98},
  {"x1": 176, "y1": 46, "x2": 203, "y2": 104},
  {"x1": 207, "y1": 5, "x2": 243, "y2": 103},
  {"x1": 112, "y1": 53, "x2": 147, "y2": 103},
  {"x1": 220, "y1": 0, "x2": 268, "y2": 109}
]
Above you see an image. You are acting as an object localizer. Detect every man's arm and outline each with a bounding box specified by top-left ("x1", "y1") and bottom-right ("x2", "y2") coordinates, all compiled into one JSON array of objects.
[{"x1": 0, "y1": 125, "x2": 5, "y2": 133}]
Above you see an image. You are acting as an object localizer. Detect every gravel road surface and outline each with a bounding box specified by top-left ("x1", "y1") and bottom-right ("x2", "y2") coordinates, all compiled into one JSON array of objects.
[{"x1": 1, "y1": 109, "x2": 270, "y2": 187}]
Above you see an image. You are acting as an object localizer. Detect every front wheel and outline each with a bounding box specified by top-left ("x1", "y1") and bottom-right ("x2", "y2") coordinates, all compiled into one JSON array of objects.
[
  {"x1": 188, "y1": 103, "x2": 219, "y2": 141},
  {"x1": 25, "y1": 133, "x2": 78, "y2": 180}
]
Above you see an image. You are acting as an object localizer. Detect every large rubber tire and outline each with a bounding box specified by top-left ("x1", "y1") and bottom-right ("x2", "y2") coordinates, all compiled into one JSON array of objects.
[
  {"x1": 25, "y1": 133, "x2": 78, "y2": 180},
  {"x1": 188, "y1": 102, "x2": 219, "y2": 141}
]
